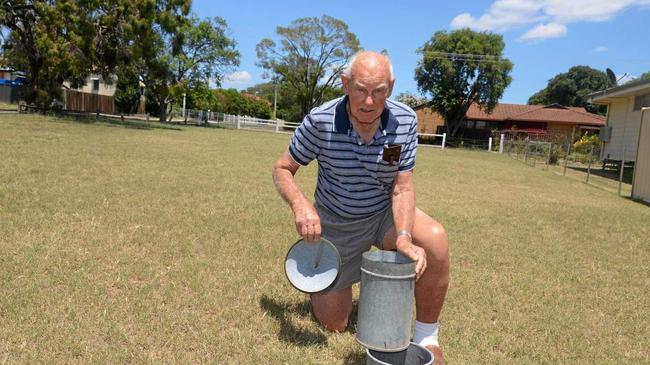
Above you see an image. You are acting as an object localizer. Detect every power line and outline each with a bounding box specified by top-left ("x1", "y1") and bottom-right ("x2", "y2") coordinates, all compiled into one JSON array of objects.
[{"x1": 425, "y1": 51, "x2": 510, "y2": 63}]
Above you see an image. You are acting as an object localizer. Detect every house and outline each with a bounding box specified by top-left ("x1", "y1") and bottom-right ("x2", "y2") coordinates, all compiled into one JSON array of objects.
[
  {"x1": 588, "y1": 78, "x2": 650, "y2": 203},
  {"x1": 0, "y1": 67, "x2": 25, "y2": 104},
  {"x1": 414, "y1": 103, "x2": 605, "y2": 141},
  {"x1": 62, "y1": 75, "x2": 117, "y2": 114},
  {"x1": 62, "y1": 75, "x2": 144, "y2": 114}
]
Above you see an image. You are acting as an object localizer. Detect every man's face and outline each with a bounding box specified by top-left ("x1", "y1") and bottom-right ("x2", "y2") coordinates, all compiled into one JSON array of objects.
[{"x1": 342, "y1": 66, "x2": 394, "y2": 126}]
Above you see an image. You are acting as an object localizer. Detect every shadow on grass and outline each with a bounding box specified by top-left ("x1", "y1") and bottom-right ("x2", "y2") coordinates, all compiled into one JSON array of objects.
[
  {"x1": 259, "y1": 294, "x2": 327, "y2": 347},
  {"x1": 51, "y1": 112, "x2": 185, "y2": 131},
  {"x1": 568, "y1": 165, "x2": 633, "y2": 184}
]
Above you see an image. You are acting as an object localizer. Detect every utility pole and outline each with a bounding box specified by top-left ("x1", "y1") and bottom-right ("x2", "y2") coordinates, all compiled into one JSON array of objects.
[
  {"x1": 182, "y1": 92, "x2": 186, "y2": 118},
  {"x1": 273, "y1": 82, "x2": 278, "y2": 120}
]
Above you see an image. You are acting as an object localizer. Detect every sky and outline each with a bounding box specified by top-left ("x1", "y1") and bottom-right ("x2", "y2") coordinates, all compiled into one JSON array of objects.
[{"x1": 192, "y1": 0, "x2": 650, "y2": 104}]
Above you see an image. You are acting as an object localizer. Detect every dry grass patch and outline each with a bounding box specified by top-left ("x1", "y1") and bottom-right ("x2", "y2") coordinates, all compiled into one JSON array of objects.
[{"x1": 1, "y1": 114, "x2": 648, "y2": 364}]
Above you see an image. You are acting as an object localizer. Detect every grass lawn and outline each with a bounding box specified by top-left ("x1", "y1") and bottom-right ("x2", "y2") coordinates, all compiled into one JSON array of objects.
[{"x1": 1, "y1": 114, "x2": 648, "y2": 364}]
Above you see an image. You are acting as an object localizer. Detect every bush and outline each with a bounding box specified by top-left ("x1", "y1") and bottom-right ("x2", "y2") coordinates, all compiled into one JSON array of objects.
[{"x1": 573, "y1": 134, "x2": 601, "y2": 154}]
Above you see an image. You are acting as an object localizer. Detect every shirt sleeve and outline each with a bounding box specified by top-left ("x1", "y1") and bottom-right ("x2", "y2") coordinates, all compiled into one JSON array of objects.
[
  {"x1": 288, "y1": 114, "x2": 321, "y2": 166},
  {"x1": 398, "y1": 116, "x2": 418, "y2": 171}
]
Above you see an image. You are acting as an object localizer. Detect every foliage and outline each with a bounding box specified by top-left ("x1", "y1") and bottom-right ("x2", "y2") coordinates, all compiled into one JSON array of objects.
[
  {"x1": 572, "y1": 134, "x2": 601, "y2": 154},
  {"x1": 256, "y1": 15, "x2": 359, "y2": 119},
  {"x1": 114, "y1": 68, "x2": 142, "y2": 114},
  {"x1": 245, "y1": 81, "x2": 343, "y2": 123},
  {"x1": 415, "y1": 28, "x2": 513, "y2": 136},
  {"x1": 125, "y1": 5, "x2": 239, "y2": 122},
  {"x1": 185, "y1": 82, "x2": 216, "y2": 111},
  {"x1": 0, "y1": 1, "x2": 126, "y2": 110},
  {"x1": 212, "y1": 88, "x2": 272, "y2": 119},
  {"x1": 527, "y1": 66, "x2": 609, "y2": 114},
  {"x1": 1, "y1": 1, "x2": 239, "y2": 120},
  {"x1": 395, "y1": 91, "x2": 427, "y2": 109},
  {"x1": 638, "y1": 71, "x2": 650, "y2": 81}
]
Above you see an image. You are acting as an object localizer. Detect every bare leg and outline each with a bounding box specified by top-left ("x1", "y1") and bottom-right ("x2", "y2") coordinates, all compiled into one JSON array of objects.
[
  {"x1": 310, "y1": 286, "x2": 353, "y2": 332},
  {"x1": 382, "y1": 208, "x2": 450, "y2": 322}
]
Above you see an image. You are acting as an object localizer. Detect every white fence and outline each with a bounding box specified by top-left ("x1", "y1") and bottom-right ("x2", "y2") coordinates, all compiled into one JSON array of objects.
[
  {"x1": 418, "y1": 133, "x2": 446, "y2": 149},
  {"x1": 176, "y1": 109, "x2": 451, "y2": 148},
  {"x1": 175, "y1": 109, "x2": 301, "y2": 134}
]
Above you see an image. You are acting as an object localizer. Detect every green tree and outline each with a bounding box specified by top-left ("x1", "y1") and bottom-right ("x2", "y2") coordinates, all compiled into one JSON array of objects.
[
  {"x1": 1, "y1": 1, "x2": 126, "y2": 110},
  {"x1": 638, "y1": 72, "x2": 650, "y2": 81},
  {"x1": 256, "y1": 15, "x2": 360, "y2": 119},
  {"x1": 185, "y1": 82, "x2": 216, "y2": 111},
  {"x1": 212, "y1": 89, "x2": 271, "y2": 119},
  {"x1": 114, "y1": 67, "x2": 142, "y2": 114},
  {"x1": 395, "y1": 91, "x2": 427, "y2": 109},
  {"x1": 415, "y1": 28, "x2": 513, "y2": 136},
  {"x1": 527, "y1": 66, "x2": 609, "y2": 113},
  {"x1": 245, "y1": 81, "x2": 343, "y2": 123},
  {"x1": 126, "y1": 5, "x2": 239, "y2": 122}
]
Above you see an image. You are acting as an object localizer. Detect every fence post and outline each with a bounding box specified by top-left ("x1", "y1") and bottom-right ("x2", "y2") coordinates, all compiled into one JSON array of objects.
[
  {"x1": 488, "y1": 137, "x2": 493, "y2": 152},
  {"x1": 524, "y1": 142, "x2": 529, "y2": 164},
  {"x1": 275, "y1": 119, "x2": 280, "y2": 133},
  {"x1": 237, "y1": 115, "x2": 241, "y2": 129},
  {"x1": 546, "y1": 143, "x2": 552, "y2": 170},
  {"x1": 442, "y1": 133, "x2": 446, "y2": 149},
  {"x1": 587, "y1": 145, "x2": 594, "y2": 183},
  {"x1": 618, "y1": 148, "x2": 626, "y2": 196},
  {"x1": 563, "y1": 141, "x2": 571, "y2": 176},
  {"x1": 499, "y1": 134, "x2": 505, "y2": 154}
]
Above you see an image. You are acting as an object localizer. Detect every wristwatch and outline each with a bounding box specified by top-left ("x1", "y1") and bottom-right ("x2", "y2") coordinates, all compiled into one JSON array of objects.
[{"x1": 396, "y1": 230, "x2": 412, "y2": 240}]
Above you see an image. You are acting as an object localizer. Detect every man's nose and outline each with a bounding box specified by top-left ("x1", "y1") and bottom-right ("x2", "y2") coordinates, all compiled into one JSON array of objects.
[{"x1": 364, "y1": 95, "x2": 374, "y2": 105}]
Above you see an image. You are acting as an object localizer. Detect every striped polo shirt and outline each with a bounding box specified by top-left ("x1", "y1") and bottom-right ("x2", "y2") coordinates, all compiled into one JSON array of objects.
[{"x1": 288, "y1": 96, "x2": 418, "y2": 219}]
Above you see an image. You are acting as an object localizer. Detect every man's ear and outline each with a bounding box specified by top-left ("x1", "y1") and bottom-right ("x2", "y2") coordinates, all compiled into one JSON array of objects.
[
  {"x1": 341, "y1": 75, "x2": 350, "y2": 95},
  {"x1": 387, "y1": 78, "x2": 395, "y2": 98}
]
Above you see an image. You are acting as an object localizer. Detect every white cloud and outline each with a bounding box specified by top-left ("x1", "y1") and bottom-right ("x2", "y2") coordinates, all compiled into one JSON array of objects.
[
  {"x1": 544, "y1": 0, "x2": 644, "y2": 24},
  {"x1": 451, "y1": 0, "x2": 545, "y2": 31},
  {"x1": 594, "y1": 46, "x2": 608, "y2": 52},
  {"x1": 225, "y1": 71, "x2": 252, "y2": 83},
  {"x1": 518, "y1": 23, "x2": 567, "y2": 42},
  {"x1": 450, "y1": 0, "x2": 650, "y2": 42}
]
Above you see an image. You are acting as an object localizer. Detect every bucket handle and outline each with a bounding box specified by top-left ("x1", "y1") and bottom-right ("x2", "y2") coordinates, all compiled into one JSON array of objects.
[{"x1": 360, "y1": 267, "x2": 416, "y2": 280}]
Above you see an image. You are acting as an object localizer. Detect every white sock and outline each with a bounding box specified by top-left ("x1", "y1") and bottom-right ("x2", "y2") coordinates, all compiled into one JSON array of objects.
[{"x1": 413, "y1": 320, "x2": 439, "y2": 348}]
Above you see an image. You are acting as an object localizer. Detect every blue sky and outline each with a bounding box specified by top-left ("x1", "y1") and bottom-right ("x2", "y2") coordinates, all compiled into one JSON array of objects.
[{"x1": 193, "y1": 0, "x2": 650, "y2": 104}]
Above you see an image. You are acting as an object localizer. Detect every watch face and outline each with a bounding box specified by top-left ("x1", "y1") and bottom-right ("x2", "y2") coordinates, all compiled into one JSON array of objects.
[{"x1": 284, "y1": 238, "x2": 341, "y2": 293}]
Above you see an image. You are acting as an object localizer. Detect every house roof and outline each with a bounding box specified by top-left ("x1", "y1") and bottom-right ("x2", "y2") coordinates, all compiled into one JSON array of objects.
[
  {"x1": 414, "y1": 102, "x2": 605, "y2": 126},
  {"x1": 587, "y1": 78, "x2": 650, "y2": 103}
]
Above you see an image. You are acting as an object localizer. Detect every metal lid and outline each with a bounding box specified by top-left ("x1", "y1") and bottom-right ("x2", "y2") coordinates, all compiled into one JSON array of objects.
[{"x1": 284, "y1": 238, "x2": 341, "y2": 293}]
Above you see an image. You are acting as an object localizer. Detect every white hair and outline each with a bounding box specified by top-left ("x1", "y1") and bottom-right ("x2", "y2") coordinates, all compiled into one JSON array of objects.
[{"x1": 342, "y1": 51, "x2": 394, "y2": 81}]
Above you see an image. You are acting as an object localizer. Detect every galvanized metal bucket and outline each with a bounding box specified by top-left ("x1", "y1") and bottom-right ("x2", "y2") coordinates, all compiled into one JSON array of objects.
[
  {"x1": 366, "y1": 342, "x2": 433, "y2": 365},
  {"x1": 356, "y1": 250, "x2": 416, "y2": 352}
]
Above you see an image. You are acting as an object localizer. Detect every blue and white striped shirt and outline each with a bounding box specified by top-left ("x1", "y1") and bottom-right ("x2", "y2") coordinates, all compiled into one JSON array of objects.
[{"x1": 288, "y1": 96, "x2": 418, "y2": 219}]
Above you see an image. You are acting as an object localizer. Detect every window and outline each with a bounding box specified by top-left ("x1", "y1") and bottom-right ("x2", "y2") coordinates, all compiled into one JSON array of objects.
[
  {"x1": 634, "y1": 93, "x2": 650, "y2": 111},
  {"x1": 92, "y1": 79, "x2": 100, "y2": 92},
  {"x1": 476, "y1": 121, "x2": 486, "y2": 129}
]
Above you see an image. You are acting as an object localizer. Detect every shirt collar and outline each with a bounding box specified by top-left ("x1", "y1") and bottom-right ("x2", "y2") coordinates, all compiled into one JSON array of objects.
[{"x1": 333, "y1": 96, "x2": 397, "y2": 134}]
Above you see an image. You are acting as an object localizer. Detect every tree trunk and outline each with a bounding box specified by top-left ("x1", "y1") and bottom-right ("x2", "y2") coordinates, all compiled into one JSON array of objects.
[{"x1": 158, "y1": 101, "x2": 167, "y2": 123}]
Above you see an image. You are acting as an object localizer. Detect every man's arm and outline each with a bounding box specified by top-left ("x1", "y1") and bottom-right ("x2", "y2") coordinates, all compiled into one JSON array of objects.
[
  {"x1": 392, "y1": 170, "x2": 427, "y2": 279},
  {"x1": 272, "y1": 150, "x2": 321, "y2": 242}
]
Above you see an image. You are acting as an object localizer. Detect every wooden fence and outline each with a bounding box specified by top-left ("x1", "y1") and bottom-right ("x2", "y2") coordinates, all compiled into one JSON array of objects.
[
  {"x1": 0, "y1": 84, "x2": 23, "y2": 104},
  {"x1": 63, "y1": 89, "x2": 144, "y2": 114}
]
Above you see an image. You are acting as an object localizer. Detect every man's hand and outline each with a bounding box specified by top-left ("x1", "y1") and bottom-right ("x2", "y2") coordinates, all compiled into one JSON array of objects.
[
  {"x1": 293, "y1": 200, "x2": 321, "y2": 242},
  {"x1": 395, "y1": 236, "x2": 427, "y2": 280}
]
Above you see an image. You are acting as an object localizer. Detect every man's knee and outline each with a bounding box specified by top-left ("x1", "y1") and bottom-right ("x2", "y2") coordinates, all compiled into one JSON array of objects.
[
  {"x1": 310, "y1": 288, "x2": 352, "y2": 332},
  {"x1": 422, "y1": 221, "x2": 449, "y2": 264},
  {"x1": 317, "y1": 314, "x2": 349, "y2": 332}
]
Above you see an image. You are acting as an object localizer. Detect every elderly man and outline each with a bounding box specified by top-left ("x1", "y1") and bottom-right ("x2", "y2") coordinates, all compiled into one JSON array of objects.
[{"x1": 272, "y1": 51, "x2": 449, "y2": 364}]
